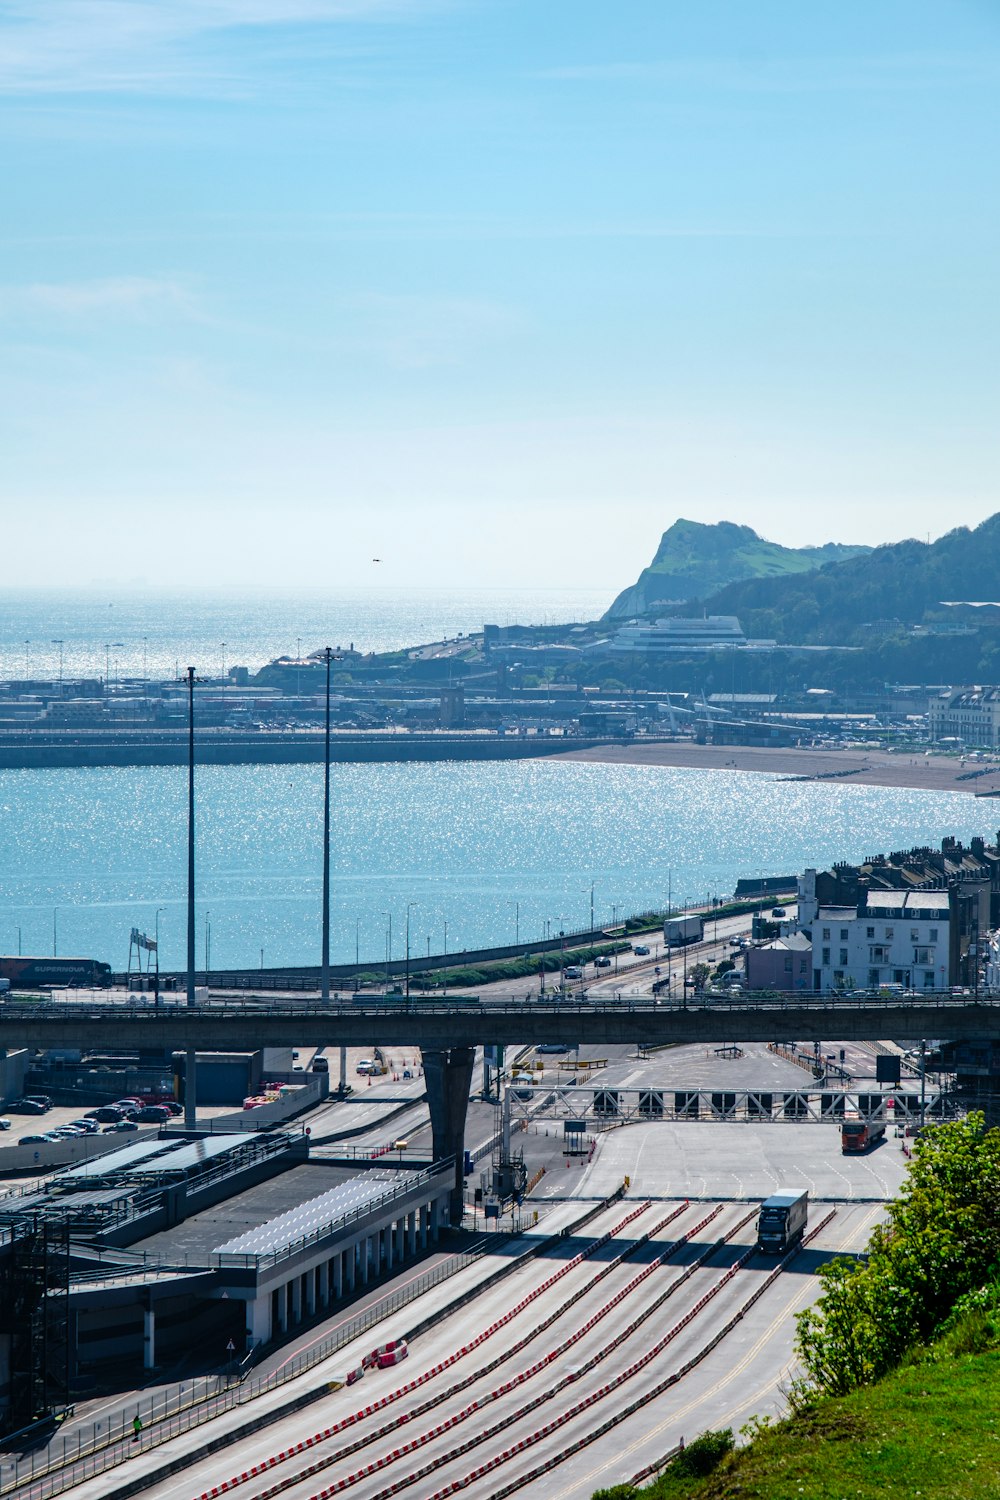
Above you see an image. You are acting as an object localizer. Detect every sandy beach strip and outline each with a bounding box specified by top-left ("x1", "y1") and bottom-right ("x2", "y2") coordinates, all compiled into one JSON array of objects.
[{"x1": 552, "y1": 740, "x2": 1000, "y2": 798}]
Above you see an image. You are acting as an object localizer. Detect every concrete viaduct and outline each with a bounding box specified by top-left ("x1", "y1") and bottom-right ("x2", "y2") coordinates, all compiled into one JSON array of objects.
[{"x1": 4, "y1": 994, "x2": 995, "y2": 1220}]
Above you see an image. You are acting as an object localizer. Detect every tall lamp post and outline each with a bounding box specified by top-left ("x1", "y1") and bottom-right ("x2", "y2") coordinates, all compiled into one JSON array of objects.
[
  {"x1": 321, "y1": 646, "x2": 332, "y2": 1005},
  {"x1": 185, "y1": 666, "x2": 198, "y2": 1128},
  {"x1": 405, "y1": 901, "x2": 417, "y2": 1000},
  {"x1": 154, "y1": 907, "x2": 164, "y2": 1003}
]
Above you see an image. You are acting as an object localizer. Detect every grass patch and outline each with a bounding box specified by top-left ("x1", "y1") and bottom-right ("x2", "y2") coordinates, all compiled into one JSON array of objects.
[{"x1": 616, "y1": 1349, "x2": 1000, "y2": 1500}]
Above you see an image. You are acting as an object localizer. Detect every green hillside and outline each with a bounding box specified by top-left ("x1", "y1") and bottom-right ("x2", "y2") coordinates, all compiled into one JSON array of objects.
[
  {"x1": 604, "y1": 520, "x2": 870, "y2": 620},
  {"x1": 704, "y1": 513, "x2": 1000, "y2": 644}
]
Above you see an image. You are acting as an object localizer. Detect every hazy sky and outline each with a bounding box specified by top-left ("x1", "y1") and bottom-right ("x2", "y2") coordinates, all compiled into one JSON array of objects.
[{"x1": 2, "y1": 0, "x2": 999, "y2": 592}]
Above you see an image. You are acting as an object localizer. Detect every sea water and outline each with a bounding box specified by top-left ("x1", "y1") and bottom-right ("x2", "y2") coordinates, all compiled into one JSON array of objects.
[{"x1": 0, "y1": 759, "x2": 989, "y2": 972}]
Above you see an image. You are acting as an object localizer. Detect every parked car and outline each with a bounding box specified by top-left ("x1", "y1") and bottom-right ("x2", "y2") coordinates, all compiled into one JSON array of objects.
[
  {"x1": 103, "y1": 1120, "x2": 139, "y2": 1133},
  {"x1": 53, "y1": 1125, "x2": 86, "y2": 1137},
  {"x1": 19, "y1": 1133, "x2": 59, "y2": 1145},
  {"x1": 136, "y1": 1105, "x2": 170, "y2": 1123},
  {"x1": 9, "y1": 1098, "x2": 47, "y2": 1115},
  {"x1": 0, "y1": 1119, "x2": 10, "y2": 1131},
  {"x1": 86, "y1": 1106, "x2": 127, "y2": 1123},
  {"x1": 25, "y1": 1095, "x2": 53, "y2": 1110},
  {"x1": 162, "y1": 1101, "x2": 183, "y2": 1116},
  {"x1": 71, "y1": 1119, "x2": 101, "y2": 1133}
]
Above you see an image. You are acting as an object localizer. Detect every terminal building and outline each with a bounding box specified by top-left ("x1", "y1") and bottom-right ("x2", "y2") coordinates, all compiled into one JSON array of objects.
[{"x1": 0, "y1": 1129, "x2": 453, "y2": 1436}]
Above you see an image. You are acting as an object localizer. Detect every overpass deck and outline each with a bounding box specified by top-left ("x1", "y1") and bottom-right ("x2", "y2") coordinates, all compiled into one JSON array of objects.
[{"x1": 1, "y1": 992, "x2": 997, "y2": 1050}]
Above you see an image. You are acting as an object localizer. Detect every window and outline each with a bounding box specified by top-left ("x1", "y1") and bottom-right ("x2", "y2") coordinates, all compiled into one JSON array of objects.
[
  {"x1": 840, "y1": 929, "x2": 848, "y2": 941},
  {"x1": 839, "y1": 948, "x2": 849, "y2": 966},
  {"x1": 894, "y1": 969, "x2": 905, "y2": 984},
  {"x1": 866, "y1": 927, "x2": 875, "y2": 938},
  {"x1": 914, "y1": 947, "x2": 931, "y2": 965},
  {"x1": 930, "y1": 928, "x2": 939, "y2": 941},
  {"x1": 822, "y1": 928, "x2": 830, "y2": 940},
  {"x1": 885, "y1": 927, "x2": 894, "y2": 938},
  {"x1": 924, "y1": 971, "x2": 935, "y2": 988},
  {"x1": 911, "y1": 929, "x2": 920, "y2": 941},
  {"x1": 822, "y1": 947, "x2": 831, "y2": 966}
]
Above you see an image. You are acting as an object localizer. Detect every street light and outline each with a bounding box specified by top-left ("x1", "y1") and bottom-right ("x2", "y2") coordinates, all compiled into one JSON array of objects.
[
  {"x1": 509, "y1": 901, "x2": 519, "y2": 947},
  {"x1": 154, "y1": 907, "x2": 165, "y2": 1002},
  {"x1": 52, "y1": 908, "x2": 58, "y2": 958},
  {"x1": 185, "y1": 665, "x2": 198, "y2": 1129},
  {"x1": 405, "y1": 901, "x2": 417, "y2": 1000},
  {"x1": 204, "y1": 910, "x2": 211, "y2": 972},
  {"x1": 381, "y1": 910, "x2": 393, "y2": 990}
]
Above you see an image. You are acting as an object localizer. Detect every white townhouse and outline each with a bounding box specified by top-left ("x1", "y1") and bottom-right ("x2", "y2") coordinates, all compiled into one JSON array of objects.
[{"x1": 801, "y1": 888, "x2": 950, "y2": 994}]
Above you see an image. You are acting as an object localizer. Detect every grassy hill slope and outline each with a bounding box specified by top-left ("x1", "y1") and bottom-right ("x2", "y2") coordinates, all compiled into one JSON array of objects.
[{"x1": 604, "y1": 520, "x2": 870, "y2": 620}]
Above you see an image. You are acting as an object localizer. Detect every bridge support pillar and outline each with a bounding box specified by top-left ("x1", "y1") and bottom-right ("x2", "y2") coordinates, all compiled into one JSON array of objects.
[{"x1": 423, "y1": 1046, "x2": 475, "y2": 1224}]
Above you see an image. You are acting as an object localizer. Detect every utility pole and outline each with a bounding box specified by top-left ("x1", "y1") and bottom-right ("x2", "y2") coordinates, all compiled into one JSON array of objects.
[{"x1": 185, "y1": 666, "x2": 197, "y2": 1128}]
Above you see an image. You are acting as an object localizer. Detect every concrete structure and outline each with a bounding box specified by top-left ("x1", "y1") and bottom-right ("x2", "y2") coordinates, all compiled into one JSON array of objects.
[
  {"x1": 929, "y1": 686, "x2": 1000, "y2": 747},
  {"x1": 609, "y1": 616, "x2": 749, "y2": 653}
]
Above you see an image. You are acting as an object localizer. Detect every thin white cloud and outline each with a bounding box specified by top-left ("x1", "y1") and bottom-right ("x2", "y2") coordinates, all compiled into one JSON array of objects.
[
  {"x1": 0, "y1": 0, "x2": 447, "y2": 94},
  {"x1": 536, "y1": 51, "x2": 1000, "y2": 94},
  {"x1": 0, "y1": 275, "x2": 197, "y2": 318}
]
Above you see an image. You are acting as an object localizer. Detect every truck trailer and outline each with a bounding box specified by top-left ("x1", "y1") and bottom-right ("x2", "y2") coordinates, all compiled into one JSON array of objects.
[
  {"x1": 757, "y1": 1189, "x2": 808, "y2": 1254},
  {"x1": 663, "y1": 914, "x2": 702, "y2": 946}
]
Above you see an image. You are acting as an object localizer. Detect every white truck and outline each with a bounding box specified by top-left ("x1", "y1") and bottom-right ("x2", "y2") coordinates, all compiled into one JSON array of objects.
[{"x1": 664, "y1": 914, "x2": 702, "y2": 946}]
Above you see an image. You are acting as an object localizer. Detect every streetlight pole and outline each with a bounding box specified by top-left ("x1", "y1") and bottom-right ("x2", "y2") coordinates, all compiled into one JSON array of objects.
[
  {"x1": 155, "y1": 907, "x2": 164, "y2": 1003},
  {"x1": 405, "y1": 902, "x2": 417, "y2": 1000},
  {"x1": 52, "y1": 908, "x2": 57, "y2": 958},
  {"x1": 205, "y1": 910, "x2": 211, "y2": 972},
  {"x1": 321, "y1": 646, "x2": 332, "y2": 1005},
  {"x1": 382, "y1": 911, "x2": 392, "y2": 990},
  {"x1": 185, "y1": 665, "x2": 197, "y2": 1128},
  {"x1": 590, "y1": 881, "x2": 594, "y2": 935}
]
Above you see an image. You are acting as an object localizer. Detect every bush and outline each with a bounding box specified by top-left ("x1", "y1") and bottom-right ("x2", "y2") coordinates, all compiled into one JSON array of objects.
[
  {"x1": 669, "y1": 1428, "x2": 734, "y2": 1478},
  {"x1": 796, "y1": 1114, "x2": 1000, "y2": 1395}
]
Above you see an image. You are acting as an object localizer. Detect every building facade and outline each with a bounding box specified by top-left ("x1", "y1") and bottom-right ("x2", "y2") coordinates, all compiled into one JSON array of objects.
[{"x1": 929, "y1": 686, "x2": 1000, "y2": 748}]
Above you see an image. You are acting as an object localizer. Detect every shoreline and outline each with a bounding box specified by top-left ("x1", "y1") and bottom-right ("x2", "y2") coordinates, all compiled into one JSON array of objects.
[{"x1": 552, "y1": 740, "x2": 1000, "y2": 799}]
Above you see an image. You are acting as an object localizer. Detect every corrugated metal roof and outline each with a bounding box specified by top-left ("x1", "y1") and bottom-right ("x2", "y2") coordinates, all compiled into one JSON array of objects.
[
  {"x1": 129, "y1": 1135, "x2": 250, "y2": 1176},
  {"x1": 213, "y1": 1172, "x2": 409, "y2": 1258}
]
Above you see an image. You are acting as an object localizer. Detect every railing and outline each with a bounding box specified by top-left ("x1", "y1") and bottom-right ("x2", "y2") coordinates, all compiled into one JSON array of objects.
[{"x1": 2, "y1": 988, "x2": 999, "y2": 1020}]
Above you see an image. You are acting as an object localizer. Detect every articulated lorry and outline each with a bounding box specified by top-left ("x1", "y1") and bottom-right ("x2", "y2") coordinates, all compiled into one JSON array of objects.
[
  {"x1": 757, "y1": 1189, "x2": 808, "y2": 1254},
  {"x1": 663, "y1": 914, "x2": 702, "y2": 946}
]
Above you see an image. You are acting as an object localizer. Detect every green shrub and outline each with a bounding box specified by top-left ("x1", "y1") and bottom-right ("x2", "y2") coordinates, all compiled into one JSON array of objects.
[
  {"x1": 669, "y1": 1428, "x2": 734, "y2": 1478},
  {"x1": 796, "y1": 1114, "x2": 1000, "y2": 1395}
]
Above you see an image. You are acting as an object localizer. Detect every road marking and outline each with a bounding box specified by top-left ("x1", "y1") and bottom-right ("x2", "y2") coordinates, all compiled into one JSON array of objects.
[{"x1": 549, "y1": 1203, "x2": 884, "y2": 1499}]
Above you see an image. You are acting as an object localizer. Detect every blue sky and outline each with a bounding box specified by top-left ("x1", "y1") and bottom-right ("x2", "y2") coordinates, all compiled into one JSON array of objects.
[{"x1": 2, "y1": 0, "x2": 999, "y2": 594}]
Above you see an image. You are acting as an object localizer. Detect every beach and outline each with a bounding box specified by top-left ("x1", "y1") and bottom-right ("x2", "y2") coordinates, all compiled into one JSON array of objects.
[{"x1": 554, "y1": 740, "x2": 1000, "y2": 798}]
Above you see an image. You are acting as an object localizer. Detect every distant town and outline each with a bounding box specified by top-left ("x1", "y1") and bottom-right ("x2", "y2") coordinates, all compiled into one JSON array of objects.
[{"x1": 0, "y1": 611, "x2": 998, "y2": 768}]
